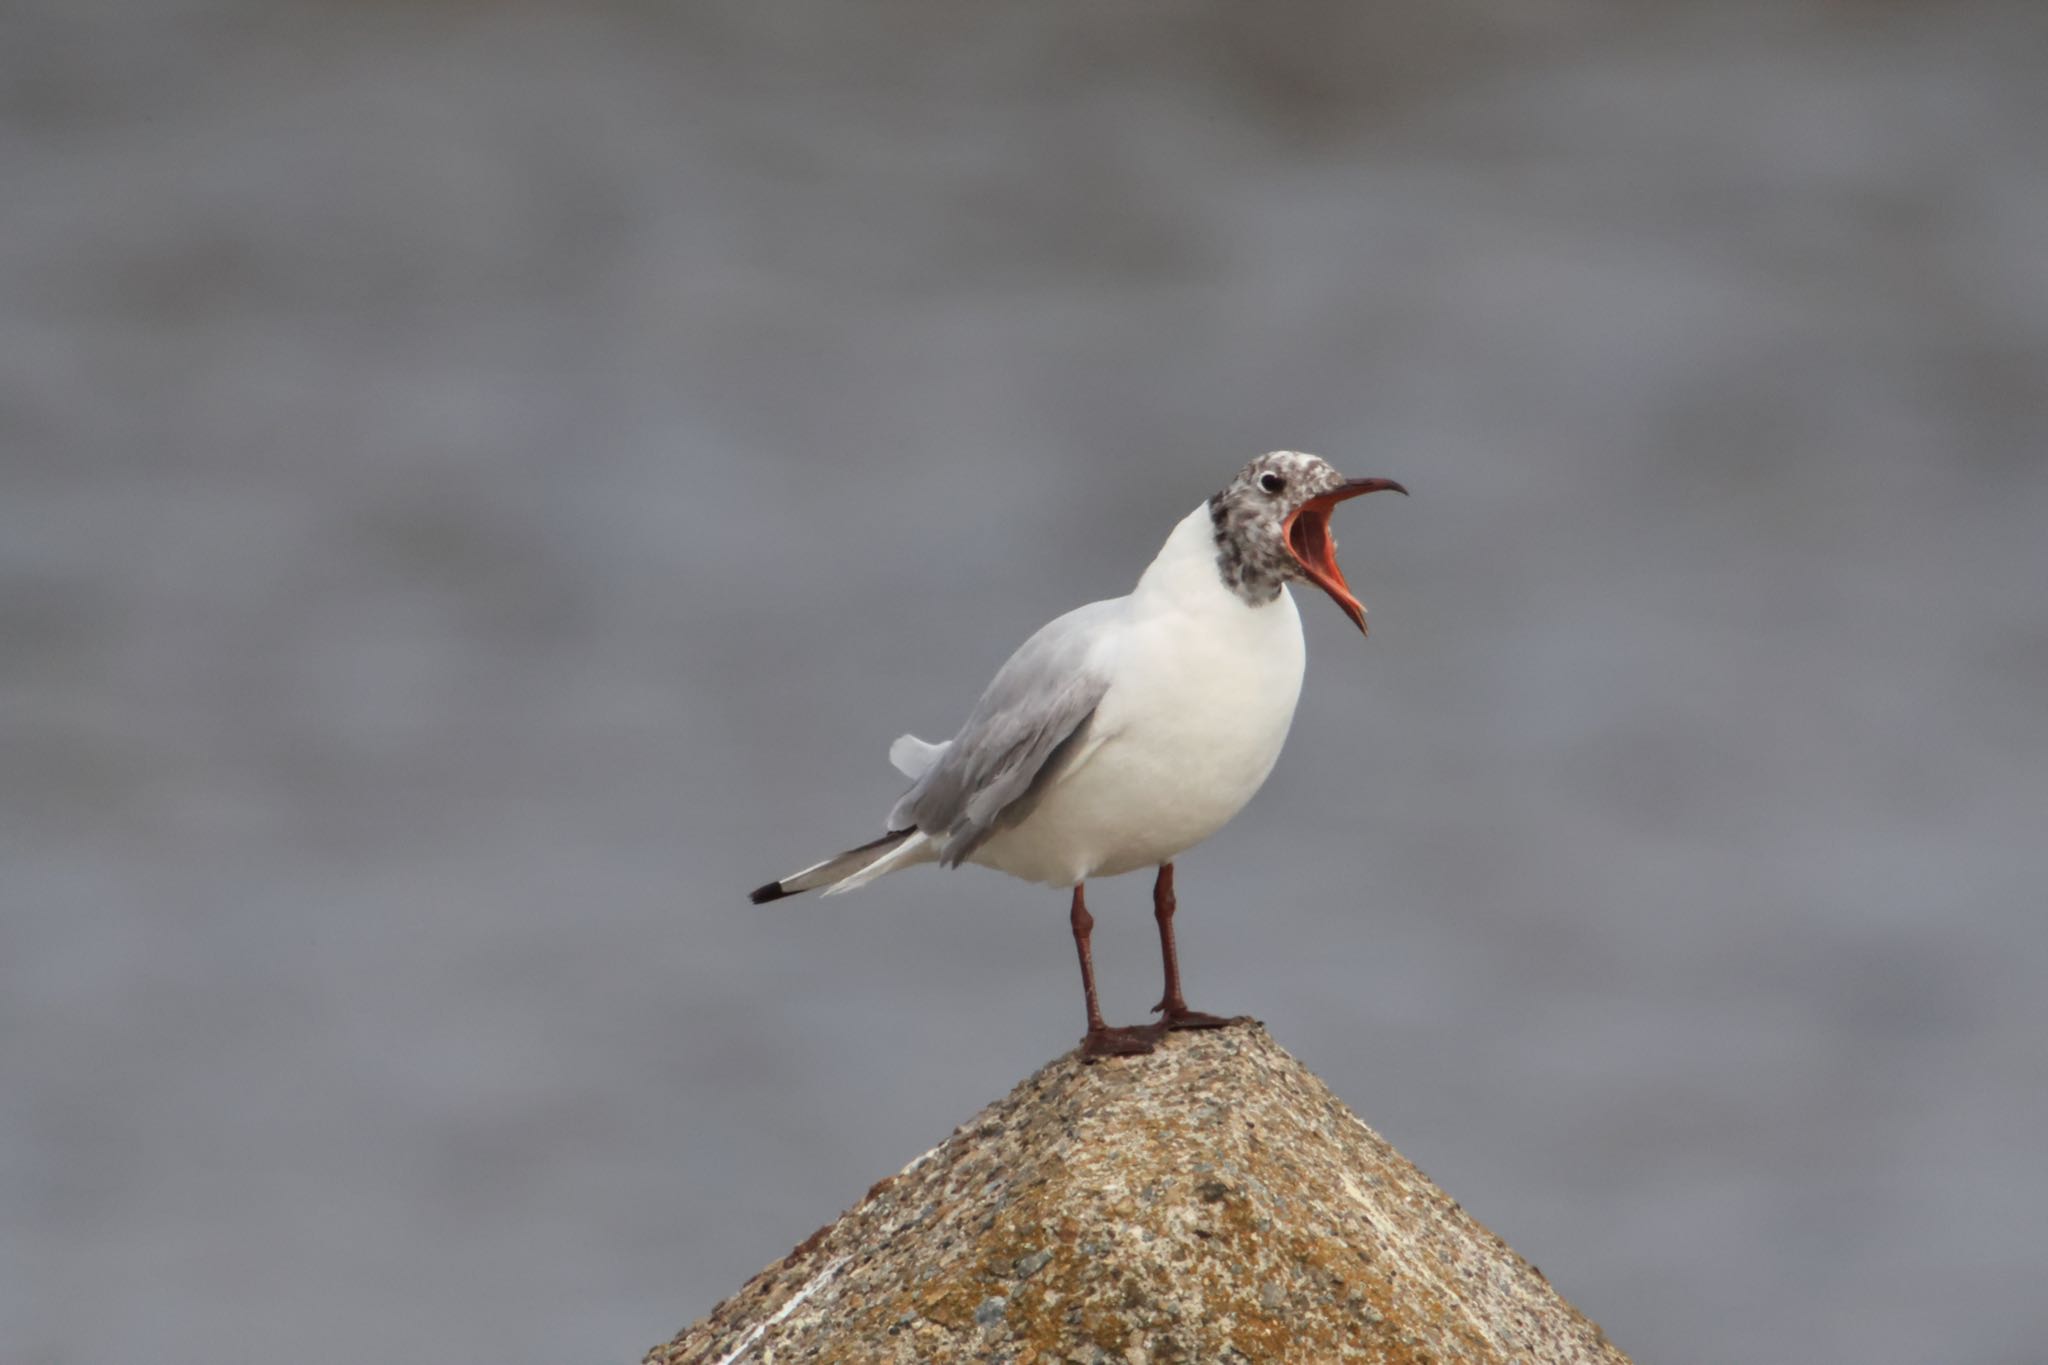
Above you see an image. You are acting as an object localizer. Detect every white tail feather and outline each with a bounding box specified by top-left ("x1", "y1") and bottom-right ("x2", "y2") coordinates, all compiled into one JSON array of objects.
[
  {"x1": 754, "y1": 828, "x2": 937, "y2": 903},
  {"x1": 819, "y1": 829, "x2": 935, "y2": 895},
  {"x1": 889, "y1": 734, "x2": 950, "y2": 780}
]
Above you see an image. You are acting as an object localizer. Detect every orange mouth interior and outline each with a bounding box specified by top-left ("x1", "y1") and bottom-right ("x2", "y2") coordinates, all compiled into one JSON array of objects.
[{"x1": 1285, "y1": 503, "x2": 1366, "y2": 633}]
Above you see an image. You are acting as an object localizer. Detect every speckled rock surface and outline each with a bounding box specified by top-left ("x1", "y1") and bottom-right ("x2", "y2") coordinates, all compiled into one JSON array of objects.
[{"x1": 647, "y1": 1025, "x2": 1629, "y2": 1365}]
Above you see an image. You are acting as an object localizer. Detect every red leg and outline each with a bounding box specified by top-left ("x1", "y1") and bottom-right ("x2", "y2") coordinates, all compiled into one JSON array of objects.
[
  {"x1": 1150, "y1": 863, "x2": 1238, "y2": 1030},
  {"x1": 1071, "y1": 884, "x2": 1158, "y2": 1058}
]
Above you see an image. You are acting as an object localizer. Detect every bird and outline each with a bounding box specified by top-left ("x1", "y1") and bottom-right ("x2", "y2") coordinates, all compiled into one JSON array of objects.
[{"x1": 751, "y1": 451, "x2": 1406, "y2": 1057}]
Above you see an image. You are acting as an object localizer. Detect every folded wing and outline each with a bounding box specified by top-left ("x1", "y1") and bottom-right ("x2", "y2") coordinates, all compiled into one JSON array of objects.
[{"x1": 889, "y1": 598, "x2": 1122, "y2": 866}]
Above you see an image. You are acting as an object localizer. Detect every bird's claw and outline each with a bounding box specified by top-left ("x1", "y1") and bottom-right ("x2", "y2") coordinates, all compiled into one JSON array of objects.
[
  {"x1": 1080, "y1": 1024, "x2": 1165, "y2": 1059},
  {"x1": 1150, "y1": 1001, "x2": 1243, "y2": 1031}
]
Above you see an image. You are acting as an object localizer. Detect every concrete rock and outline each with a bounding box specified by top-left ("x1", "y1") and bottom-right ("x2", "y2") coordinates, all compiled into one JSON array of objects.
[{"x1": 647, "y1": 1024, "x2": 1628, "y2": 1364}]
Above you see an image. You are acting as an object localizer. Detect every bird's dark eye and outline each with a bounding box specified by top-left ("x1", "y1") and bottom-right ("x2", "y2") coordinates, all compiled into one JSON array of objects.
[{"x1": 1259, "y1": 472, "x2": 1285, "y2": 494}]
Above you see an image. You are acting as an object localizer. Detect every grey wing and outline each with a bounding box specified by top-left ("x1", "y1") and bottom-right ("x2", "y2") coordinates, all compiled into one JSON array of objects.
[{"x1": 888, "y1": 598, "x2": 1122, "y2": 867}]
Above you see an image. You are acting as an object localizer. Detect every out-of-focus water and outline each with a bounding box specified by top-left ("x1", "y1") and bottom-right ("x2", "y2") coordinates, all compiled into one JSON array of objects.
[{"x1": 4, "y1": 3, "x2": 2046, "y2": 1362}]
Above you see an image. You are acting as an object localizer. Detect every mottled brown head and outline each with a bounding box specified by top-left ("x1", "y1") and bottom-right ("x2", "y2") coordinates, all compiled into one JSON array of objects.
[{"x1": 1209, "y1": 451, "x2": 1406, "y2": 633}]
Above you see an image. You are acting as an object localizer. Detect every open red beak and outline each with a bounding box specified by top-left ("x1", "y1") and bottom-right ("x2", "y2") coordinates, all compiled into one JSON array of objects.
[{"x1": 1282, "y1": 477, "x2": 1407, "y2": 634}]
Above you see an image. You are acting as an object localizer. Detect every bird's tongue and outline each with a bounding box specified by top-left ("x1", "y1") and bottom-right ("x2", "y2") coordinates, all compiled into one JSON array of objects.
[{"x1": 1286, "y1": 505, "x2": 1366, "y2": 634}]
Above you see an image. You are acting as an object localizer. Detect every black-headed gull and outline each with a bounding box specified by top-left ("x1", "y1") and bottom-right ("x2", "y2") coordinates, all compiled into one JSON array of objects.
[{"x1": 752, "y1": 452, "x2": 1406, "y2": 1056}]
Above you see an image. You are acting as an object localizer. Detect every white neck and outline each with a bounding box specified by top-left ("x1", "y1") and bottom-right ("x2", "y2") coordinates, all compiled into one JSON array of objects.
[{"x1": 1131, "y1": 502, "x2": 1276, "y2": 617}]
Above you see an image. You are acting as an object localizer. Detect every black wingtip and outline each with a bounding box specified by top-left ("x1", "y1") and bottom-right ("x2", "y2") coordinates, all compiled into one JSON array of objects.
[{"x1": 749, "y1": 881, "x2": 790, "y2": 905}]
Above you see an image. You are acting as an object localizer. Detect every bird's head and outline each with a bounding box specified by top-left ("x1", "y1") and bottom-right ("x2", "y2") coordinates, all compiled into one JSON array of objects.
[{"x1": 1208, "y1": 451, "x2": 1407, "y2": 633}]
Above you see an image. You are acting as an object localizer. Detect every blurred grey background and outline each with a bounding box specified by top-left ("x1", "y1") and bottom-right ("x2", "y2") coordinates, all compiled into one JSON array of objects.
[{"x1": 4, "y1": 1, "x2": 2046, "y2": 1362}]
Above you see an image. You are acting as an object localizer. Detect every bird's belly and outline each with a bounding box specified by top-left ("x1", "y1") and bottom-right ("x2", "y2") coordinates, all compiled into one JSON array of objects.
[
  {"x1": 1022, "y1": 733, "x2": 1285, "y2": 879},
  {"x1": 972, "y1": 612, "x2": 1305, "y2": 887}
]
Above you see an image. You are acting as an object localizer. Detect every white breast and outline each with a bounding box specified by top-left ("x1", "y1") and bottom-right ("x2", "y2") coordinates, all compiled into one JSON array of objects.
[{"x1": 970, "y1": 504, "x2": 1307, "y2": 886}]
